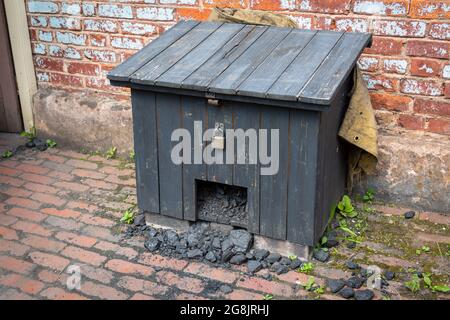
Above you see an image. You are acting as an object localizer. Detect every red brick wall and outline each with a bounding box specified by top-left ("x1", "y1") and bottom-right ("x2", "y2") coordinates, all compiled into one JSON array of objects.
[{"x1": 26, "y1": 0, "x2": 450, "y2": 135}]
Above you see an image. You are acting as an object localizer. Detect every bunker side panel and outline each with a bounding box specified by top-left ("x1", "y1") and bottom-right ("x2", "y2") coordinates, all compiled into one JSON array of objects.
[
  {"x1": 286, "y1": 110, "x2": 320, "y2": 246},
  {"x1": 314, "y1": 76, "x2": 352, "y2": 243},
  {"x1": 230, "y1": 101, "x2": 261, "y2": 234},
  {"x1": 259, "y1": 107, "x2": 289, "y2": 240},
  {"x1": 156, "y1": 93, "x2": 183, "y2": 219},
  {"x1": 131, "y1": 90, "x2": 160, "y2": 213},
  {"x1": 182, "y1": 96, "x2": 208, "y2": 221}
]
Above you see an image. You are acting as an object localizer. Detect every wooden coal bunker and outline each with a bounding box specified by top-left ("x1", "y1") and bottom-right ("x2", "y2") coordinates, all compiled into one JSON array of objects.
[{"x1": 108, "y1": 21, "x2": 372, "y2": 248}]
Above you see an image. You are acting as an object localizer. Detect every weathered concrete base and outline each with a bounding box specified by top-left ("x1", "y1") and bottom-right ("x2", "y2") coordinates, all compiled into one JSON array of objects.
[
  {"x1": 33, "y1": 88, "x2": 133, "y2": 155},
  {"x1": 253, "y1": 235, "x2": 311, "y2": 261},
  {"x1": 356, "y1": 129, "x2": 449, "y2": 213},
  {"x1": 145, "y1": 212, "x2": 191, "y2": 233},
  {"x1": 33, "y1": 88, "x2": 449, "y2": 213}
]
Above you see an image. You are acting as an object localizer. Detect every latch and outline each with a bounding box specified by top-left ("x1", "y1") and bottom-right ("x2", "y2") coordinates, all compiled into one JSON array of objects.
[{"x1": 211, "y1": 122, "x2": 225, "y2": 150}]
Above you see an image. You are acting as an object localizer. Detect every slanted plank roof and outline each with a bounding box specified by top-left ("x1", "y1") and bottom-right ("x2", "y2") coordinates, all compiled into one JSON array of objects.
[{"x1": 108, "y1": 20, "x2": 372, "y2": 105}]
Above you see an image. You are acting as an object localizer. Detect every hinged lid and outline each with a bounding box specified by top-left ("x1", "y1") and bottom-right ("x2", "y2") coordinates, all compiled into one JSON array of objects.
[{"x1": 108, "y1": 21, "x2": 372, "y2": 106}]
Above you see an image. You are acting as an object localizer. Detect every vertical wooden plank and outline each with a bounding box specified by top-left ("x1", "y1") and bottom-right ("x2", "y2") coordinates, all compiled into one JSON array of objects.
[
  {"x1": 131, "y1": 90, "x2": 159, "y2": 213},
  {"x1": 259, "y1": 106, "x2": 289, "y2": 240},
  {"x1": 182, "y1": 96, "x2": 207, "y2": 221},
  {"x1": 232, "y1": 101, "x2": 260, "y2": 234},
  {"x1": 206, "y1": 103, "x2": 233, "y2": 185},
  {"x1": 156, "y1": 93, "x2": 183, "y2": 219},
  {"x1": 286, "y1": 110, "x2": 320, "y2": 246}
]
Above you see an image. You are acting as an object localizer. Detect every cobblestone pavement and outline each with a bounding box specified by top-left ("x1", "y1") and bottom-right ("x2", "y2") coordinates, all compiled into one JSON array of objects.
[{"x1": 0, "y1": 133, "x2": 449, "y2": 300}]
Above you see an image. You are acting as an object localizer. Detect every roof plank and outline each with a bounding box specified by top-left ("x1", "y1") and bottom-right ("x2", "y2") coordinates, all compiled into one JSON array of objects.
[
  {"x1": 237, "y1": 29, "x2": 316, "y2": 99},
  {"x1": 181, "y1": 25, "x2": 265, "y2": 91},
  {"x1": 156, "y1": 23, "x2": 245, "y2": 89},
  {"x1": 209, "y1": 26, "x2": 292, "y2": 95},
  {"x1": 266, "y1": 31, "x2": 344, "y2": 101},
  {"x1": 131, "y1": 22, "x2": 222, "y2": 85},
  {"x1": 299, "y1": 32, "x2": 372, "y2": 104},
  {"x1": 108, "y1": 20, "x2": 199, "y2": 82}
]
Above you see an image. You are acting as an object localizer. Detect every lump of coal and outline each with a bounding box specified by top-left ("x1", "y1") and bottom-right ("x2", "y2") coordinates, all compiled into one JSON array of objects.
[
  {"x1": 144, "y1": 238, "x2": 160, "y2": 252},
  {"x1": 265, "y1": 253, "x2": 281, "y2": 264},
  {"x1": 247, "y1": 260, "x2": 263, "y2": 273},
  {"x1": 254, "y1": 249, "x2": 270, "y2": 261},
  {"x1": 229, "y1": 229, "x2": 253, "y2": 252},
  {"x1": 354, "y1": 289, "x2": 374, "y2": 300},
  {"x1": 230, "y1": 254, "x2": 247, "y2": 265}
]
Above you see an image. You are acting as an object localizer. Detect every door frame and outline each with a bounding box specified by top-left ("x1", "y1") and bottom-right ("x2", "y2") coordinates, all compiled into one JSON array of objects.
[{"x1": 3, "y1": 0, "x2": 36, "y2": 132}]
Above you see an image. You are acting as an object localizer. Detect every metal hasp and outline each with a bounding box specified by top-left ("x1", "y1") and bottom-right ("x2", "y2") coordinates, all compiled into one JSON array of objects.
[{"x1": 108, "y1": 21, "x2": 372, "y2": 246}]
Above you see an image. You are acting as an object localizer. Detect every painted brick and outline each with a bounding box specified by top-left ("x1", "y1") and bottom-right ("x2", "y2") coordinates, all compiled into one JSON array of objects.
[
  {"x1": 298, "y1": 0, "x2": 352, "y2": 13},
  {"x1": 49, "y1": 45, "x2": 81, "y2": 60},
  {"x1": 400, "y1": 79, "x2": 443, "y2": 96},
  {"x1": 353, "y1": 0, "x2": 409, "y2": 16},
  {"x1": 137, "y1": 7, "x2": 174, "y2": 21},
  {"x1": 373, "y1": 20, "x2": 427, "y2": 37},
  {"x1": 84, "y1": 49, "x2": 117, "y2": 63},
  {"x1": 111, "y1": 37, "x2": 144, "y2": 50},
  {"x1": 50, "y1": 73, "x2": 84, "y2": 87},
  {"x1": 287, "y1": 14, "x2": 313, "y2": 29},
  {"x1": 38, "y1": 30, "x2": 52, "y2": 42},
  {"x1": 82, "y1": 3, "x2": 96, "y2": 17},
  {"x1": 429, "y1": 23, "x2": 450, "y2": 40},
  {"x1": 98, "y1": 4, "x2": 133, "y2": 19},
  {"x1": 406, "y1": 40, "x2": 449, "y2": 59},
  {"x1": 358, "y1": 56, "x2": 379, "y2": 71},
  {"x1": 121, "y1": 22, "x2": 157, "y2": 36},
  {"x1": 335, "y1": 18, "x2": 369, "y2": 32},
  {"x1": 363, "y1": 74, "x2": 398, "y2": 91},
  {"x1": 90, "y1": 34, "x2": 107, "y2": 47},
  {"x1": 443, "y1": 65, "x2": 450, "y2": 79},
  {"x1": 414, "y1": 98, "x2": 450, "y2": 117},
  {"x1": 56, "y1": 32, "x2": 87, "y2": 46},
  {"x1": 30, "y1": 16, "x2": 47, "y2": 27},
  {"x1": 84, "y1": 20, "x2": 118, "y2": 33},
  {"x1": 409, "y1": 0, "x2": 450, "y2": 19},
  {"x1": 383, "y1": 58, "x2": 408, "y2": 74},
  {"x1": 61, "y1": 3, "x2": 81, "y2": 15},
  {"x1": 33, "y1": 43, "x2": 46, "y2": 55},
  {"x1": 28, "y1": 1, "x2": 58, "y2": 14},
  {"x1": 410, "y1": 58, "x2": 442, "y2": 77},
  {"x1": 49, "y1": 17, "x2": 81, "y2": 30}
]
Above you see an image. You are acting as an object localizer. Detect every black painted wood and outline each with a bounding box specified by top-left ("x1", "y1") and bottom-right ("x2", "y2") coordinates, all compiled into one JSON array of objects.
[
  {"x1": 131, "y1": 22, "x2": 222, "y2": 85},
  {"x1": 231, "y1": 101, "x2": 261, "y2": 234},
  {"x1": 109, "y1": 21, "x2": 198, "y2": 82},
  {"x1": 259, "y1": 106, "x2": 289, "y2": 240},
  {"x1": 237, "y1": 29, "x2": 316, "y2": 98},
  {"x1": 131, "y1": 90, "x2": 160, "y2": 213},
  {"x1": 286, "y1": 110, "x2": 320, "y2": 246},
  {"x1": 181, "y1": 96, "x2": 207, "y2": 221},
  {"x1": 182, "y1": 25, "x2": 265, "y2": 91},
  {"x1": 156, "y1": 93, "x2": 183, "y2": 219}
]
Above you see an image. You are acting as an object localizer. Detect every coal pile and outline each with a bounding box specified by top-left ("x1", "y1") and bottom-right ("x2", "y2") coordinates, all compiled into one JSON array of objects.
[
  {"x1": 134, "y1": 221, "x2": 304, "y2": 275},
  {"x1": 197, "y1": 182, "x2": 248, "y2": 228}
]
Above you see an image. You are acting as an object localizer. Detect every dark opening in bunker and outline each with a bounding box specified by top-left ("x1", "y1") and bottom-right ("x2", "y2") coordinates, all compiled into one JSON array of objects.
[{"x1": 196, "y1": 180, "x2": 248, "y2": 229}]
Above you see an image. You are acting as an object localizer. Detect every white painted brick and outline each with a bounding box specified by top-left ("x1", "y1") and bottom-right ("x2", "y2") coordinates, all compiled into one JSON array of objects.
[
  {"x1": 30, "y1": 16, "x2": 48, "y2": 27},
  {"x1": 33, "y1": 43, "x2": 46, "y2": 55},
  {"x1": 353, "y1": 1, "x2": 407, "y2": 16},
  {"x1": 287, "y1": 16, "x2": 312, "y2": 29},
  {"x1": 280, "y1": 0, "x2": 296, "y2": 10},
  {"x1": 82, "y1": 3, "x2": 96, "y2": 17},
  {"x1": 111, "y1": 37, "x2": 144, "y2": 50},
  {"x1": 121, "y1": 22, "x2": 157, "y2": 35},
  {"x1": 383, "y1": 59, "x2": 408, "y2": 74},
  {"x1": 98, "y1": 4, "x2": 133, "y2": 19},
  {"x1": 49, "y1": 17, "x2": 80, "y2": 30},
  {"x1": 56, "y1": 32, "x2": 86, "y2": 46},
  {"x1": 84, "y1": 50, "x2": 116, "y2": 63},
  {"x1": 136, "y1": 7, "x2": 174, "y2": 21},
  {"x1": 28, "y1": 1, "x2": 58, "y2": 13},
  {"x1": 36, "y1": 72, "x2": 50, "y2": 82},
  {"x1": 336, "y1": 19, "x2": 368, "y2": 33},
  {"x1": 373, "y1": 20, "x2": 427, "y2": 37},
  {"x1": 38, "y1": 30, "x2": 53, "y2": 42},
  {"x1": 443, "y1": 65, "x2": 450, "y2": 79},
  {"x1": 61, "y1": 3, "x2": 81, "y2": 15},
  {"x1": 84, "y1": 20, "x2": 118, "y2": 33},
  {"x1": 357, "y1": 56, "x2": 379, "y2": 71}
]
